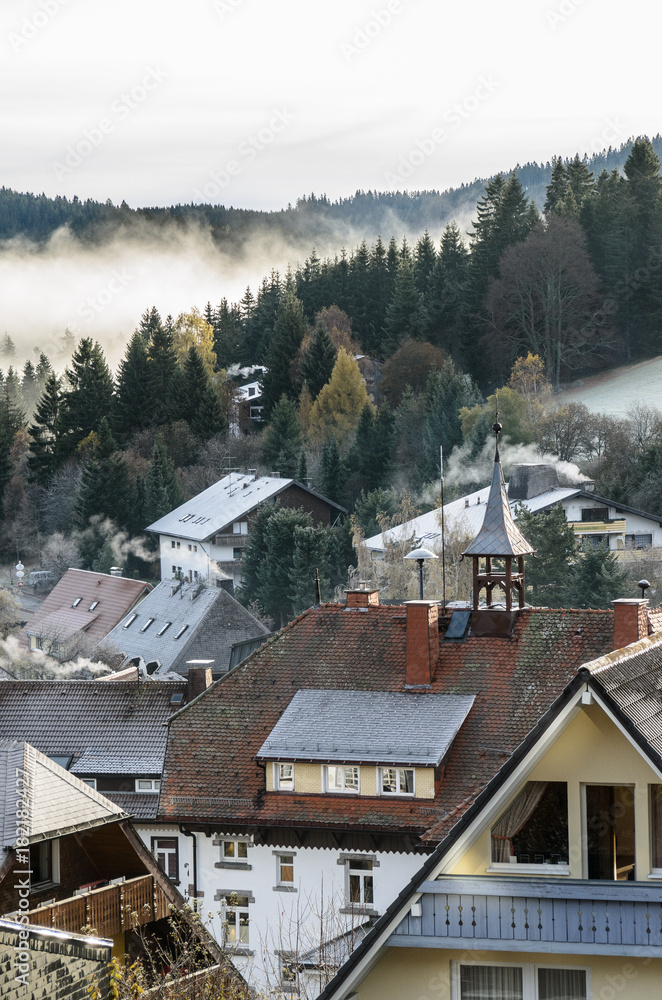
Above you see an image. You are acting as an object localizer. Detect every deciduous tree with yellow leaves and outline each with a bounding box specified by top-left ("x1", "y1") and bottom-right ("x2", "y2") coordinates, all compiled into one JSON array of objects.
[{"x1": 308, "y1": 349, "x2": 373, "y2": 447}]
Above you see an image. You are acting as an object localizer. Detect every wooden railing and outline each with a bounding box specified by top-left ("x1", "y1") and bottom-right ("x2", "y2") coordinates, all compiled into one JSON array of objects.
[
  {"x1": 389, "y1": 876, "x2": 662, "y2": 955},
  {"x1": 568, "y1": 519, "x2": 626, "y2": 535},
  {"x1": 27, "y1": 875, "x2": 171, "y2": 938}
]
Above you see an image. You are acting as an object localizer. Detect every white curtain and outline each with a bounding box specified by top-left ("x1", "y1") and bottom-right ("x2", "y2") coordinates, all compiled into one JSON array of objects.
[
  {"x1": 538, "y1": 967, "x2": 587, "y2": 999},
  {"x1": 491, "y1": 782, "x2": 549, "y2": 862},
  {"x1": 460, "y1": 965, "x2": 523, "y2": 999}
]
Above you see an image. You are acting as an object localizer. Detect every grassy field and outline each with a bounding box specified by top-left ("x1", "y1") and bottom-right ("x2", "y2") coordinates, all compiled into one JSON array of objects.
[{"x1": 557, "y1": 356, "x2": 662, "y2": 417}]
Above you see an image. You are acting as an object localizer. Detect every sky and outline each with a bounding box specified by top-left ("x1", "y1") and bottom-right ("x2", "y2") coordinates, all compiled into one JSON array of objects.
[{"x1": 1, "y1": 0, "x2": 657, "y2": 212}]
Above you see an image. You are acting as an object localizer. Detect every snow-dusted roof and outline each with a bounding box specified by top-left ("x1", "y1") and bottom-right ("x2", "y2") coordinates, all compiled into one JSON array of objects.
[{"x1": 364, "y1": 484, "x2": 580, "y2": 553}]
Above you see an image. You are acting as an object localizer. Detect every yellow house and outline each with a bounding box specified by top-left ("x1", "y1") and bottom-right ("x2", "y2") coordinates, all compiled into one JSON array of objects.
[{"x1": 318, "y1": 630, "x2": 662, "y2": 1000}]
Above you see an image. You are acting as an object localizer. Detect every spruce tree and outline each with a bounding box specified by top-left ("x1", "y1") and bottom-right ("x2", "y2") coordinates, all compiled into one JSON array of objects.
[
  {"x1": 138, "y1": 306, "x2": 164, "y2": 345},
  {"x1": 260, "y1": 289, "x2": 307, "y2": 419},
  {"x1": 299, "y1": 323, "x2": 337, "y2": 399},
  {"x1": 190, "y1": 383, "x2": 227, "y2": 441},
  {"x1": 57, "y1": 339, "x2": 114, "y2": 459},
  {"x1": 564, "y1": 542, "x2": 629, "y2": 610},
  {"x1": 424, "y1": 223, "x2": 469, "y2": 353},
  {"x1": 516, "y1": 503, "x2": 576, "y2": 607},
  {"x1": 262, "y1": 394, "x2": 301, "y2": 478},
  {"x1": 544, "y1": 158, "x2": 570, "y2": 215},
  {"x1": 145, "y1": 319, "x2": 183, "y2": 426},
  {"x1": 114, "y1": 332, "x2": 151, "y2": 439},
  {"x1": 144, "y1": 440, "x2": 182, "y2": 524},
  {"x1": 27, "y1": 373, "x2": 62, "y2": 485},
  {"x1": 21, "y1": 360, "x2": 38, "y2": 415},
  {"x1": 414, "y1": 229, "x2": 436, "y2": 293},
  {"x1": 180, "y1": 346, "x2": 210, "y2": 426},
  {"x1": 290, "y1": 524, "x2": 329, "y2": 614},
  {"x1": 383, "y1": 257, "x2": 424, "y2": 353},
  {"x1": 76, "y1": 418, "x2": 135, "y2": 531},
  {"x1": 296, "y1": 450, "x2": 308, "y2": 483},
  {"x1": 320, "y1": 437, "x2": 345, "y2": 503}
]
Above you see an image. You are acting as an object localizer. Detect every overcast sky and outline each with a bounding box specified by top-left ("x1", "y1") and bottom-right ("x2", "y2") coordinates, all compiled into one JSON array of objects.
[{"x1": 1, "y1": 0, "x2": 657, "y2": 211}]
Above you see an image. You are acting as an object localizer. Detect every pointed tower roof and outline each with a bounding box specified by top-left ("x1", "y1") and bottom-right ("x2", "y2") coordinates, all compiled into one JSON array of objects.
[{"x1": 463, "y1": 418, "x2": 534, "y2": 558}]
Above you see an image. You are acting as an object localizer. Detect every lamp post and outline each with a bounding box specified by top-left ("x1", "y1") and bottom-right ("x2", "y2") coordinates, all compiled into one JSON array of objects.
[{"x1": 405, "y1": 547, "x2": 438, "y2": 600}]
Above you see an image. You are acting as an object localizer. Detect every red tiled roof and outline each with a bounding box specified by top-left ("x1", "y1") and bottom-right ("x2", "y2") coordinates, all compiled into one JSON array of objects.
[
  {"x1": 159, "y1": 603, "x2": 615, "y2": 841},
  {"x1": 24, "y1": 569, "x2": 151, "y2": 649}
]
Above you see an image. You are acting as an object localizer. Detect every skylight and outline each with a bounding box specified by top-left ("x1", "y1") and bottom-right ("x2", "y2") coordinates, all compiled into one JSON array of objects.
[
  {"x1": 72, "y1": 598, "x2": 82, "y2": 607},
  {"x1": 122, "y1": 613, "x2": 137, "y2": 629},
  {"x1": 89, "y1": 600, "x2": 99, "y2": 611},
  {"x1": 140, "y1": 618, "x2": 155, "y2": 633},
  {"x1": 179, "y1": 513, "x2": 194, "y2": 522},
  {"x1": 170, "y1": 692, "x2": 184, "y2": 705},
  {"x1": 157, "y1": 622, "x2": 172, "y2": 636},
  {"x1": 174, "y1": 624, "x2": 189, "y2": 640}
]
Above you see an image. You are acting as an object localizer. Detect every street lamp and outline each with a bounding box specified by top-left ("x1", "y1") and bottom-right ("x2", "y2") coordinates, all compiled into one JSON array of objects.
[{"x1": 405, "y1": 547, "x2": 438, "y2": 600}]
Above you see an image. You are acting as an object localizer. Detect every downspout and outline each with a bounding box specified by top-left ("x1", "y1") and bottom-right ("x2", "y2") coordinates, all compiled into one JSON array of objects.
[{"x1": 180, "y1": 825, "x2": 198, "y2": 910}]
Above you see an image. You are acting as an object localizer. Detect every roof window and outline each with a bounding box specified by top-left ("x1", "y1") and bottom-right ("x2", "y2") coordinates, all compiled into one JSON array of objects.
[
  {"x1": 179, "y1": 514, "x2": 194, "y2": 522},
  {"x1": 72, "y1": 598, "x2": 82, "y2": 607},
  {"x1": 89, "y1": 600, "x2": 99, "y2": 611},
  {"x1": 157, "y1": 622, "x2": 172, "y2": 637},
  {"x1": 140, "y1": 618, "x2": 155, "y2": 633},
  {"x1": 174, "y1": 624, "x2": 189, "y2": 640},
  {"x1": 170, "y1": 692, "x2": 184, "y2": 705},
  {"x1": 122, "y1": 613, "x2": 137, "y2": 629}
]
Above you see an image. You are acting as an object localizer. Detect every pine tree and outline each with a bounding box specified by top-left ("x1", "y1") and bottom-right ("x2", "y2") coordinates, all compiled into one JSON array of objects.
[
  {"x1": 260, "y1": 289, "x2": 307, "y2": 419},
  {"x1": 27, "y1": 373, "x2": 62, "y2": 485},
  {"x1": 57, "y1": 339, "x2": 114, "y2": 458},
  {"x1": 261, "y1": 506, "x2": 313, "y2": 626},
  {"x1": 76, "y1": 418, "x2": 135, "y2": 531},
  {"x1": 21, "y1": 360, "x2": 38, "y2": 416},
  {"x1": 544, "y1": 158, "x2": 570, "y2": 214},
  {"x1": 190, "y1": 383, "x2": 227, "y2": 440},
  {"x1": 515, "y1": 503, "x2": 576, "y2": 607},
  {"x1": 296, "y1": 450, "x2": 308, "y2": 483},
  {"x1": 35, "y1": 352, "x2": 53, "y2": 386},
  {"x1": 424, "y1": 223, "x2": 469, "y2": 353},
  {"x1": 564, "y1": 542, "x2": 629, "y2": 610},
  {"x1": 114, "y1": 332, "x2": 151, "y2": 438},
  {"x1": 565, "y1": 153, "x2": 595, "y2": 211},
  {"x1": 180, "y1": 346, "x2": 211, "y2": 426},
  {"x1": 414, "y1": 229, "x2": 436, "y2": 293},
  {"x1": 364, "y1": 236, "x2": 390, "y2": 353},
  {"x1": 144, "y1": 440, "x2": 182, "y2": 524},
  {"x1": 213, "y1": 298, "x2": 245, "y2": 368},
  {"x1": 262, "y1": 394, "x2": 301, "y2": 478},
  {"x1": 289, "y1": 524, "x2": 329, "y2": 614},
  {"x1": 320, "y1": 437, "x2": 345, "y2": 504},
  {"x1": 299, "y1": 323, "x2": 337, "y2": 399},
  {"x1": 0, "y1": 334, "x2": 15, "y2": 359},
  {"x1": 138, "y1": 306, "x2": 163, "y2": 345},
  {"x1": 145, "y1": 320, "x2": 183, "y2": 426},
  {"x1": 417, "y1": 359, "x2": 481, "y2": 485},
  {"x1": 383, "y1": 256, "x2": 424, "y2": 353}
]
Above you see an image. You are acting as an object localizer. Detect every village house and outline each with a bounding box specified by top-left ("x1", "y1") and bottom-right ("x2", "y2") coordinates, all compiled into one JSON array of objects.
[
  {"x1": 364, "y1": 462, "x2": 662, "y2": 557},
  {"x1": 100, "y1": 578, "x2": 270, "y2": 679},
  {"x1": 23, "y1": 568, "x2": 151, "y2": 662},
  {"x1": 146, "y1": 472, "x2": 346, "y2": 591},
  {"x1": 153, "y1": 432, "x2": 660, "y2": 994}
]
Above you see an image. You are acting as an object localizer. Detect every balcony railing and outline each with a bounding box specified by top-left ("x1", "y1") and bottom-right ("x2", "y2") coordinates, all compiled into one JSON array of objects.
[
  {"x1": 388, "y1": 876, "x2": 662, "y2": 956},
  {"x1": 26, "y1": 874, "x2": 171, "y2": 938},
  {"x1": 568, "y1": 519, "x2": 626, "y2": 535},
  {"x1": 212, "y1": 534, "x2": 249, "y2": 546}
]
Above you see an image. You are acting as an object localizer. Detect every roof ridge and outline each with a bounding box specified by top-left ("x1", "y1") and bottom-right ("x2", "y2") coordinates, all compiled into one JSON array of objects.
[{"x1": 584, "y1": 629, "x2": 662, "y2": 674}]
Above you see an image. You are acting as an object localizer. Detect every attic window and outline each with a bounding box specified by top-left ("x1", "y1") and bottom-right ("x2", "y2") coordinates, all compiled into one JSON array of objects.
[
  {"x1": 72, "y1": 598, "x2": 82, "y2": 607},
  {"x1": 174, "y1": 625, "x2": 189, "y2": 640},
  {"x1": 89, "y1": 601, "x2": 99, "y2": 611},
  {"x1": 157, "y1": 622, "x2": 172, "y2": 637},
  {"x1": 122, "y1": 613, "x2": 137, "y2": 629},
  {"x1": 140, "y1": 618, "x2": 155, "y2": 633},
  {"x1": 170, "y1": 692, "x2": 184, "y2": 705}
]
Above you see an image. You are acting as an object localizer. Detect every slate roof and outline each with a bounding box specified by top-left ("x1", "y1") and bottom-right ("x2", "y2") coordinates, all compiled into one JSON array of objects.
[
  {"x1": 0, "y1": 680, "x2": 186, "y2": 821},
  {"x1": 158, "y1": 602, "x2": 615, "y2": 838},
  {"x1": 100, "y1": 580, "x2": 269, "y2": 675},
  {"x1": 257, "y1": 690, "x2": 475, "y2": 765},
  {"x1": 24, "y1": 569, "x2": 151, "y2": 649},
  {"x1": 146, "y1": 473, "x2": 345, "y2": 541},
  {"x1": 462, "y1": 460, "x2": 534, "y2": 557},
  {"x1": 0, "y1": 740, "x2": 127, "y2": 846}
]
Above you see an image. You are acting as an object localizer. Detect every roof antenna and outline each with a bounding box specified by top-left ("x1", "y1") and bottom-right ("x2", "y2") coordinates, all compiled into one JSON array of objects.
[{"x1": 314, "y1": 567, "x2": 321, "y2": 605}]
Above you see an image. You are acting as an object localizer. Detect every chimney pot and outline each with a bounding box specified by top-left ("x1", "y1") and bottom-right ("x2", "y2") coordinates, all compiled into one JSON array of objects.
[
  {"x1": 611, "y1": 598, "x2": 649, "y2": 650},
  {"x1": 404, "y1": 600, "x2": 439, "y2": 687}
]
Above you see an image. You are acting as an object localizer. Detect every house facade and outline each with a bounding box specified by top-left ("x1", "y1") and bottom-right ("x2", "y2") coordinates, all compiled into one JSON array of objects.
[
  {"x1": 319, "y1": 627, "x2": 662, "y2": 1000},
  {"x1": 146, "y1": 473, "x2": 346, "y2": 590}
]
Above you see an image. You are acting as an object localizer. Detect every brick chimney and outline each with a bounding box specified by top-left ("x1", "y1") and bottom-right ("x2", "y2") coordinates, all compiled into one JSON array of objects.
[
  {"x1": 345, "y1": 589, "x2": 379, "y2": 608},
  {"x1": 187, "y1": 666, "x2": 213, "y2": 701},
  {"x1": 612, "y1": 599, "x2": 649, "y2": 650},
  {"x1": 404, "y1": 601, "x2": 439, "y2": 687}
]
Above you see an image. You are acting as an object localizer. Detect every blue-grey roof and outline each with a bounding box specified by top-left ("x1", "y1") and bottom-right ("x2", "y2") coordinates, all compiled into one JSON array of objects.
[
  {"x1": 100, "y1": 580, "x2": 269, "y2": 675},
  {"x1": 145, "y1": 473, "x2": 344, "y2": 541},
  {"x1": 257, "y1": 690, "x2": 476, "y2": 765}
]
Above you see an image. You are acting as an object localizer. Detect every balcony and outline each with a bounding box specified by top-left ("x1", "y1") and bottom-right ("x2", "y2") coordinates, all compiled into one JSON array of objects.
[
  {"x1": 212, "y1": 534, "x2": 249, "y2": 546},
  {"x1": 25, "y1": 874, "x2": 171, "y2": 939},
  {"x1": 388, "y1": 875, "x2": 662, "y2": 957},
  {"x1": 568, "y1": 519, "x2": 626, "y2": 535}
]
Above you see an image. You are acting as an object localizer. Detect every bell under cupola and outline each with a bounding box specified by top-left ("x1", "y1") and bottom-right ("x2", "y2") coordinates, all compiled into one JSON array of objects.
[{"x1": 462, "y1": 417, "x2": 534, "y2": 611}]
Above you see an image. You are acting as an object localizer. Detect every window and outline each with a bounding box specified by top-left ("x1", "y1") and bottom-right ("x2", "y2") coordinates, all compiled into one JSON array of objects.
[
  {"x1": 585, "y1": 784, "x2": 635, "y2": 880},
  {"x1": 177, "y1": 541, "x2": 181, "y2": 548},
  {"x1": 29, "y1": 635, "x2": 38, "y2": 650},
  {"x1": 171, "y1": 540, "x2": 176, "y2": 548},
  {"x1": 82, "y1": 778, "x2": 97, "y2": 789},
  {"x1": 348, "y1": 858, "x2": 373, "y2": 906},
  {"x1": 188, "y1": 544, "x2": 192, "y2": 551},
  {"x1": 652, "y1": 786, "x2": 662, "y2": 870},
  {"x1": 233, "y1": 547, "x2": 243, "y2": 560},
  {"x1": 122, "y1": 613, "x2": 137, "y2": 629},
  {"x1": 277, "y1": 853, "x2": 295, "y2": 886},
  {"x1": 29, "y1": 840, "x2": 59, "y2": 888},
  {"x1": 194, "y1": 545, "x2": 197, "y2": 552},
  {"x1": 248, "y1": 387, "x2": 256, "y2": 396},
  {"x1": 174, "y1": 624, "x2": 189, "y2": 640},
  {"x1": 225, "y1": 895, "x2": 250, "y2": 946},
  {"x1": 453, "y1": 963, "x2": 587, "y2": 999},
  {"x1": 140, "y1": 618, "x2": 155, "y2": 633},
  {"x1": 491, "y1": 782, "x2": 568, "y2": 865},
  {"x1": 48, "y1": 755, "x2": 72, "y2": 770},
  {"x1": 172, "y1": 565, "x2": 177, "y2": 574},
  {"x1": 89, "y1": 601, "x2": 99, "y2": 611},
  {"x1": 223, "y1": 840, "x2": 248, "y2": 861},
  {"x1": 379, "y1": 767, "x2": 414, "y2": 795},
  {"x1": 626, "y1": 533, "x2": 653, "y2": 549},
  {"x1": 72, "y1": 597, "x2": 82, "y2": 607},
  {"x1": 136, "y1": 778, "x2": 161, "y2": 793},
  {"x1": 275, "y1": 763, "x2": 294, "y2": 791},
  {"x1": 581, "y1": 507, "x2": 608, "y2": 522},
  {"x1": 157, "y1": 621, "x2": 172, "y2": 636},
  {"x1": 326, "y1": 765, "x2": 359, "y2": 793},
  {"x1": 152, "y1": 837, "x2": 178, "y2": 880}
]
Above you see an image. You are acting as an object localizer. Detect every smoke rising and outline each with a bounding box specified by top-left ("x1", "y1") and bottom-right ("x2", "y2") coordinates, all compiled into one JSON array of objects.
[
  {"x1": 444, "y1": 435, "x2": 589, "y2": 489},
  {"x1": 0, "y1": 634, "x2": 112, "y2": 680}
]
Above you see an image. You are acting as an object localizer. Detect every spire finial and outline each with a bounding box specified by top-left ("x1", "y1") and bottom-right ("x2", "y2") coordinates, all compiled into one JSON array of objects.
[{"x1": 492, "y1": 402, "x2": 502, "y2": 463}]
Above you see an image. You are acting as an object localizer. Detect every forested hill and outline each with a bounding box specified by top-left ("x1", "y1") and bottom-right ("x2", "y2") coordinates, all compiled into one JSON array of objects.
[{"x1": 2, "y1": 136, "x2": 660, "y2": 249}]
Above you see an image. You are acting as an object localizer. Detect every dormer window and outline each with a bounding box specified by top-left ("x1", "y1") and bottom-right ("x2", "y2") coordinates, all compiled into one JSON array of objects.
[
  {"x1": 136, "y1": 778, "x2": 161, "y2": 793},
  {"x1": 325, "y1": 766, "x2": 359, "y2": 794},
  {"x1": 275, "y1": 763, "x2": 294, "y2": 791},
  {"x1": 379, "y1": 767, "x2": 414, "y2": 796}
]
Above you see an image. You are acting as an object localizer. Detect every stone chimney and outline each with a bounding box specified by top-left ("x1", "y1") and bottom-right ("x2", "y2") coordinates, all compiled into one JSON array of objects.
[
  {"x1": 405, "y1": 601, "x2": 439, "y2": 687},
  {"x1": 612, "y1": 599, "x2": 649, "y2": 650},
  {"x1": 187, "y1": 665, "x2": 213, "y2": 701},
  {"x1": 508, "y1": 464, "x2": 559, "y2": 501},
  {"x1": 345, "y1": 589, "x2": 379, "y2": 608}
]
